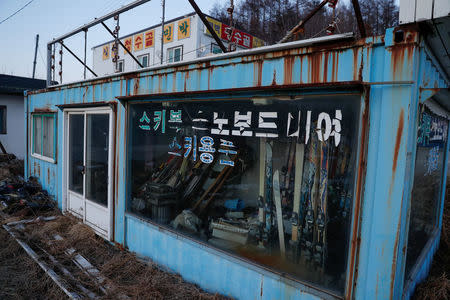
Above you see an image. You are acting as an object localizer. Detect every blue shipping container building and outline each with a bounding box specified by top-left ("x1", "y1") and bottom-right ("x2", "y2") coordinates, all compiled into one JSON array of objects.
[{"x1": 25, "y1": 23, "x2": 450, "y2": 299}]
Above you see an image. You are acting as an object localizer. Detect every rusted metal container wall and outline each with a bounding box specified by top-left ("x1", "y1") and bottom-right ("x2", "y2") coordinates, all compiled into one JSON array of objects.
[{"x1": 24, "y1": 25, "x2": 450, "y2": 300}]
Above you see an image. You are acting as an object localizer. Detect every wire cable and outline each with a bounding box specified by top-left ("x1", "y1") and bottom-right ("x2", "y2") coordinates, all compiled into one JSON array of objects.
[{"x1": 0, "y1": 0, "x2": 35, "y2": 25}]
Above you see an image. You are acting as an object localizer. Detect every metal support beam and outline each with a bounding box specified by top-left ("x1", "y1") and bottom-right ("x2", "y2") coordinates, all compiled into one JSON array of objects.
[
  {"x1": 83, "y1": 29, "x2": 87, "y2": 79},
  {"x1": 351, "y1": 0, "x2": 366, "y2": 38},
  {"x1": 188, "y1": 0, "x2": 227, "y2": 53},
  {"x1": 278, "y1": 0, "x2": 329, "y2": 44},
  {"x1": 59, "y1": 42, "x2": 98, "y2": 77},
  {"x1": 101, "y1": 22, "x2": 144, "y2": 68},
  {"x1": 48, "y1": 0, "x2": 152, "y2": 44}
]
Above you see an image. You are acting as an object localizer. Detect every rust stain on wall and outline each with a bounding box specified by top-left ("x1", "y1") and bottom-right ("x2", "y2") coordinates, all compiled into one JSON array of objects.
[
  {"x1": 352, "y1": 48, "x2": 359, "y2": 81},
  {"x1": 387, "y1": 109, "x2": 405, "y2": 208},
  {"x1": 283, "y1": 56, "x2": 294, "y2": 85},
  {"x1": 133, "y1": 78, "x2": 140, "y2": 95},
  {"x1": 393, "y1": 109, "x2": 404, "y2": 174},
  {"x1": 299, "y1": 56, "x2": 304, "y2": 83},
  {"x1": 254, "y1": 60, "x2": 263, "y2": 86},
  {"x1": 390, "y1": 196, "x2": 403, "y2": 299},
  {"x1": 308, "y1": 51, "x2": 323, "y2": 83},
  {"x1": 323, "y1": 52, "x2": 329, "y2": 82},
  {"x1": 331, "y1": 52, "x2": 338, "y2": 82},
  {"x1": 184, "y1": 72, "x2": 190, "y2": 92},
  {"x1": 390, "y1": 44, "x2": 414, "y2": 80}
]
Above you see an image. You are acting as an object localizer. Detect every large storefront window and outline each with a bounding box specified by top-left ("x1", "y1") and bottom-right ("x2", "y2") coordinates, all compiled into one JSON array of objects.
[
  {"x1": 127, "y1": 94, "x2": 360, "y2": 292},
  {"x1": 405, "y1": 103, "x2": 449, "y2": 276}
]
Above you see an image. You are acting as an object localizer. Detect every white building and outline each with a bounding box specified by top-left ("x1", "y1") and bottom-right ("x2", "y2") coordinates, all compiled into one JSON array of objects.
[
  {"x1": 92, "y1": 12, "x2": 265, "y2": 76},
  {"x1": 0, "y1": 75, "x2": 47, "y2": 159}
]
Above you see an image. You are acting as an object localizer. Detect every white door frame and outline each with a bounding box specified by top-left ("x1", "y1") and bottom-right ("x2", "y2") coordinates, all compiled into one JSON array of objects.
[{"x1": 62, "y1": 106, "x2": 115, "y2": 240}]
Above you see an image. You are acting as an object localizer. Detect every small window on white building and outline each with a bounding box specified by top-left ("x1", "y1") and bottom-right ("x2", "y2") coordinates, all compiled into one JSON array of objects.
[
  {"x1": 138, "y1": 54, "x2": 149, "y2": 68},
  {"x1": 167, "y1": 46, "x2": 183, "y2": 63},
  {"x1": 116, "y1": 60, "x2": 124, "y2": 73},
  {"x1": 0, "y1": 106, "x2": 6, "y2": 134},
  {"x1": 32, "y1": 113, "x2": 56, "y2": 162}
]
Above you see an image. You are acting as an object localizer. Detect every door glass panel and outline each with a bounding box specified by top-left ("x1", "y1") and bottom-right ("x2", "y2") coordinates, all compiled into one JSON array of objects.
[
  {"x1": 43, "y1": 116, "x2": 54, "y2": 158},
  {"x1": 69, "y1": 114, "x2": 84, "y2": 195},
  {"x1": 86, "y1": 114, "x2": 109, "y2": 206},
  {"x1": 33, "y1": 116, "x2": 42, "y2": 155}
]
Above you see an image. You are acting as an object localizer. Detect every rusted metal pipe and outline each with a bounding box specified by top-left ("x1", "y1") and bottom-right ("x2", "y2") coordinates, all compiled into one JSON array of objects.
[
  {"x1": 101, "y1": 22, "x2": 144, "y2": 69},
  {"x1": 83, "y1": 29, "x2": 87, "y2": 79},
  {"x1": 278, "y1": 0, "x2": 329, "y2": 44},
  {"x1": 188, "y1": 0, "x2": 227, "y2": 53},
  {"x1": 160, "y1": 0, "x2": 165, "y2": 64},
  {"x1": 59, "y1": 42, "x2": 98, "y2": 77},
  {"x1": 351, "y1": 0, "x2": 366, "y2": 38}
]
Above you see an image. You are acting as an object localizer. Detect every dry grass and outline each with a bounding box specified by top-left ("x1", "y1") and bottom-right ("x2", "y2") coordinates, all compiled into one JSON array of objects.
[
  {"x1": 415, "y1": 273, "x2": 450, "y2": 300},
  {"x1": 9, "y1": 215, "x2": 229, "y2": 300},
  {"x1": 0, "y1": 225, "x2": 67, "y2": 299}
]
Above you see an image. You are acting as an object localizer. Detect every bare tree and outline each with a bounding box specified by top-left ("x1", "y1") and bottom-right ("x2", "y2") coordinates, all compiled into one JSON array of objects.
[{"x1": 209, "y1": 0, "x2": 398, "y2": 44}]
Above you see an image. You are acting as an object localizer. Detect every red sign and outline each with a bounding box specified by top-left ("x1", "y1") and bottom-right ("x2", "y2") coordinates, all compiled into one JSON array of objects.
[
  {"x1": 220, "y1": 24, "x2": 253, "y2": 49},
  {"x1": 145, "y1": 30, "x2": 155, "y2": 48}
]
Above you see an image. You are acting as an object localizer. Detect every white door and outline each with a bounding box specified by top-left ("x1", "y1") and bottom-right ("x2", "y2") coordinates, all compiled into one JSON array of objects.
[{"x1": 66, "y1": 108, "x2": 113, "y2": 239}]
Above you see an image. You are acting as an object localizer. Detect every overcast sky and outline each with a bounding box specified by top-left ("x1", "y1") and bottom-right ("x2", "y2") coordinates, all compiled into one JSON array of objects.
[{"x1": 0, "y1": 0, "x2": 218, "y2": 83}]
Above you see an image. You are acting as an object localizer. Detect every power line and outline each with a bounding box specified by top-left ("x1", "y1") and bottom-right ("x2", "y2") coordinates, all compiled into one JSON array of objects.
[{"x1": 0, "y1": 0, "x2": 35, "y2": 25}]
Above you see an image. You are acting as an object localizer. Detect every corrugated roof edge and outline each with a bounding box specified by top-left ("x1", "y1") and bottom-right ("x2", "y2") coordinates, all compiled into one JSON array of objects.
[{"x1": 34, "y1": 32, "x2": 355, "y2": 93}]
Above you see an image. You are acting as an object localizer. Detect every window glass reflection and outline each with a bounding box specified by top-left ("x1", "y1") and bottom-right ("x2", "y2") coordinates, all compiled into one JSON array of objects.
[{"x1": 127, "y1": 95, "x2": 360, "y2": 292}]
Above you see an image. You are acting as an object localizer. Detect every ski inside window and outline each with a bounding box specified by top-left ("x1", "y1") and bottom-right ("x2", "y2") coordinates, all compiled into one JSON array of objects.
[{"x1": 127, "y1": 95, "x2": 361, "y2": 293}]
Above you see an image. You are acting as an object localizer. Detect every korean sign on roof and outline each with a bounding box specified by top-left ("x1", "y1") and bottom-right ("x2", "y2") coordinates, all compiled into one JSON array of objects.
[{"x1": 204, "y1": 16, "x2": 265, "y2": 49}]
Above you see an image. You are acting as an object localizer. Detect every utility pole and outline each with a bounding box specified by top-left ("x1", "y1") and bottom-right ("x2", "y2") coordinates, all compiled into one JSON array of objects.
[
  {"x1": 83, "y1": 29, "x2": 87, "y2": 79},
  {"x1": 160, "y1": 0, "x2": 165, "y2": 65},
  {"x1": 32, "y1": 34, "x2": 39, "y2": 79}
]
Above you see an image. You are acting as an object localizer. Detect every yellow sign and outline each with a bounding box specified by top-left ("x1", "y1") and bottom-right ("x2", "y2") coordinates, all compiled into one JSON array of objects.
[
  {"x1": 123, "y1": 37, "x2": 132, "y2": 54},
  {"x1": 163, "y1": 23, "x2": 174, "y2": 43},
  {"x1": 102, "y1": 44, "x2": 109, "y2": 60},
  {"x1": 134, "y1": 33, "x2": 143, "y2": 51},
  {"x1": 205, "y1": 16, "x2": 221, "y2": 37},
  {"x1": 144, "y1": 30, "x2": 155, "y2": 48},
  {"x1": 177, "y1": 18, "x2": 190, "y2": 40},
  {"x1": 253, "y1": 37, "x2": 265, "y2": 48}
]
